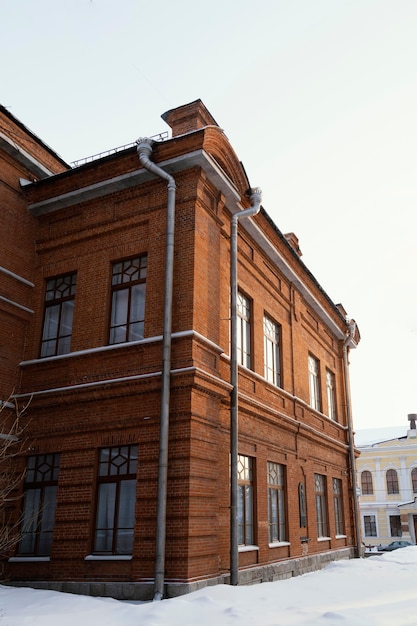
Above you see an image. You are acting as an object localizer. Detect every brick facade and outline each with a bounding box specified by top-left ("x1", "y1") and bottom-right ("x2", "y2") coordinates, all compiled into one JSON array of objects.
[{"x1": 1, "y1": 100, "x2": 360, "y2": 599}]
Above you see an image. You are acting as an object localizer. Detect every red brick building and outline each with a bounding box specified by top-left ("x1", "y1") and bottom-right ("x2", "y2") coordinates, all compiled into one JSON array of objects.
[{"x1": 0, "y1": 100, "x2": 360, "y2": 600}]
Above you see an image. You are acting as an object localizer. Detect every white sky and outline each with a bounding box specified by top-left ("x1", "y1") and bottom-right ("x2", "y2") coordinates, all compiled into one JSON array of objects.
[
  {"x1": 2, "y1": 0, "x2": 417, "y2": 430},
  {"x1": 2, "y1": 547, "x2": 417, "y2": 625}
]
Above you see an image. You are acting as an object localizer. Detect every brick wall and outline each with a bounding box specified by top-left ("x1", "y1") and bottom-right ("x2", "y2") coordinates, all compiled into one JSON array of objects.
[{"x1": 2, "y1": 100, "x2": 357, "y2": 598}]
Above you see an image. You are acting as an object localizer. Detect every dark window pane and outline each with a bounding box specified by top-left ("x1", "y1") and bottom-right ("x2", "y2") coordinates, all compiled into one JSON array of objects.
[
  {"x1": 94, "y1": 446, "x2": 138, "y2": 555},
  {"x1": 109, "y1": 257, "x2": 146, "y2": 345},
  {"x1": 95, "y1": 483, "x2": 117, "y2": 552},
  {"x1": 18, "y1": 455, "x2": 60, "y2": 556},
  {"x1": 41, "y1": 273, "x2": 76, "y2": 357}
]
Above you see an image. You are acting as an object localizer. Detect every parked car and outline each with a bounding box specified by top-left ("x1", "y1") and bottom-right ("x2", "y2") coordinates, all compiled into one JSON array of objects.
[{"x1": 378, "y1": 540, "x2": 414, "y2": 551}]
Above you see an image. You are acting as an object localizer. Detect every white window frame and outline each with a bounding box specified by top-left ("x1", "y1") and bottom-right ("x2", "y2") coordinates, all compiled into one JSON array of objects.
[
  {"x1": 308, "y1": 354, "x2": 321, "y2": 412},
  {"x1": 264, "y1": 315, "x2": 281, "y2": 386},
  {"x1": 363, "y1": 514, "x2": 377, "y2": 537},
  {"x1": 237, "y1": 455, "x2": 254, "y2": 546},
  {"x1": 314, "y1": 473, "x2": 328, "y2": 538},
  {"x1": 237, "y1": 292, "x2": 251, "y2": 368},
  {"x1": 326, "y1": 369, "x2": 337, "y2": 421},
  {"x1": 267, "y1": 462, "x2": 287, "y2": 543}
]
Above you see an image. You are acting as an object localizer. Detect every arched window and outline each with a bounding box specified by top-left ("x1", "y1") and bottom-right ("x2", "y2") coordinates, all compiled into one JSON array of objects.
[
  {"x1": 361, "y1": 470, "x2": 373, "y2": 495},
  {"x1": 386, "y1": 469, "x2": 399, "y2": 494},
  {"x1": 411, "y1": 468, "x2": 417, "y2": 493}
]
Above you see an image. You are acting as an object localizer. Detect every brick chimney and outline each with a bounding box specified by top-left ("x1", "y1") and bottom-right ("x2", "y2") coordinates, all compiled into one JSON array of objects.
[
  {"x1": 161, "y1": 99, "x2": 219, "y2": 137},
  {"x1": 284, "y1": 232, "x2": 302, "y2": 257}
]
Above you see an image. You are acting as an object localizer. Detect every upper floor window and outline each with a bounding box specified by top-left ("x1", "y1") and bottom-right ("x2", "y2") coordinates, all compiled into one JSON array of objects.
[
  {"x1": 109, "y1": 256, "x2": 147, "y2": 344},
  {"x1": 264, "y1": 316, "x2": 281, "y2": 386},
  {"x1": 18, "y1": 453, "x2": 60, "y2": 556},
  {"x1": 238, "y1": 454, "x2": 254, "y2": 545},
  {"x1": 314, "y1": 473, "x2": 328, "y2": 538},
  {"x1": 41, "y1": 273, "x2": 76, "y2": 357},
  {"x1": 386, "y1": 468, "x2": 399, "y2": 495},
  {"x1": 326, "y1": 369, "x2": 337, "y2": 421},
  {"x1": 361, "y1": 470, "x2": 373, "y2": 495},
  {"x1": 308, "y1": 354, "x2": 321, "y2": 412},
  {"x1": 94, "y1": 445, "x2": 138, "y2": 555},
  {"x1": 411, "y1": 468, "x2": 417, "y2": 493},
  {"x1": 267, "y1": 462, "x2": 286, "y2": 543},
  {"x1": 333, "y1": 478, "x2": 344, "y2": 535},
  {"x1": 237, "y1": 292, "x2": 251, "y2": 368}
]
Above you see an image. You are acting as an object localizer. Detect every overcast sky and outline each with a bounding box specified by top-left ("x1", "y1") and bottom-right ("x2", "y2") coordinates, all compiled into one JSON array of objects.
[{"x1": 2, "y1": 0, "x2": 417, "y2": 431}]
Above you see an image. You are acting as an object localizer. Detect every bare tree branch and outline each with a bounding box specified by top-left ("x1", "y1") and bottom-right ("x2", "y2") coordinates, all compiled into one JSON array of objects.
[{"x1": 0, "y1": 393, "x2": 32, "y2": 558}]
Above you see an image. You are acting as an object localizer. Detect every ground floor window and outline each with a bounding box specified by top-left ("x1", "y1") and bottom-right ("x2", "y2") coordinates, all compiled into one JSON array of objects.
[
  {"x1": 390, "y1": 515, "x2": 402, "y2": 537},
  {"x1": 364, "y1": 515, "x2": 377, "y2": 537},
  {"x1": 18, "y1": 453, "x2": 60, "y2": 556},
  {"x1": 238, "y1": 455, "x2": 254, "y2": 545},
  {"x1": 333, "y1": 478, "x2": 344, "y2": 535},
  {"x1": 314, "y1": 473, "x2": 328, "y2": 537},
  {"x1": 298, "y1": 482, "x2": 307, "y2": 528},
  {"x1": 94, "y1": 445, "x2": 138, "y2": 555},
  {"x1": 267, "y1": 462, "x2": 286, "y2": 543}
]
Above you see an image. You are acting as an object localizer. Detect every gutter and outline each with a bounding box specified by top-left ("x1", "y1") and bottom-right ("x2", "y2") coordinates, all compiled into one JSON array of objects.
[
  {"x1": 137, "y1": 138, "x2": 176, "y2": 601},
  {"x1": 230, "y1": 188, "x2": 262, "y2": 586},
  {"x1": 343, "y1": 319, "x2": 362, "y2": 557}
]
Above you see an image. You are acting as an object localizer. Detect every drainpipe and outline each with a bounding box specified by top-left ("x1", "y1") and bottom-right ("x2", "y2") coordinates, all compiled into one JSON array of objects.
[
  {"x1": 137, "y1": 138, "x2": 176, "y2": 601},
  {"x1": 343, "y1": 319, "x2": 362, "y2": 558},
  {"x1": 230, "y1": 188, "x2": 262, "y2": 586}
]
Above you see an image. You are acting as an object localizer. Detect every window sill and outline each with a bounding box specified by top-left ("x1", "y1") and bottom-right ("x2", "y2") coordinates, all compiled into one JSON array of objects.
[
  {"x1": 335, "y1": 534, "x2": 347, "y2": 539},
  {"x1": 269, "y1": 541, "x2": 290, "y2": 548},
  {"x1": 9, "y1": 556, "x2": 50, "y2": 562},
  {"x1": 317, "y1": 536, "x2": 331, "y2": 542},
  {"x1": 238, "y1": 545, "x2": 259, "y2": 553},
  {"x1": 84, "y1": 554, "x2": 133, "y2": 561}
]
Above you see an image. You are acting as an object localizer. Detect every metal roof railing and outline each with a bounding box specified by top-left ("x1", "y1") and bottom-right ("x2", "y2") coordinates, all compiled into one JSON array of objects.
[{"x1": 71, "y1": 131, "x2": 169, "y2": 168}]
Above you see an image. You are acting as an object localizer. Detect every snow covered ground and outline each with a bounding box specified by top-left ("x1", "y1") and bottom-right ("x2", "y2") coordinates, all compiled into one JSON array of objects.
[{"x1": 1, "y1": 547, "x2": 417, "y2": 625}]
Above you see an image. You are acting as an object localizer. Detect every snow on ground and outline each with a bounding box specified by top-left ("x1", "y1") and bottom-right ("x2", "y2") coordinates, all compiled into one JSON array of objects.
[{"x1": 1, "y1": 548, "x2": 417, "y2": 626}]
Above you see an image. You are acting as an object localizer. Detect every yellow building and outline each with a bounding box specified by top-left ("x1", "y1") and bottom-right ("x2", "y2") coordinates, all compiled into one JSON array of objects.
[{"x1": 355, "y1": 416, "x2": 417, "y2": 548}]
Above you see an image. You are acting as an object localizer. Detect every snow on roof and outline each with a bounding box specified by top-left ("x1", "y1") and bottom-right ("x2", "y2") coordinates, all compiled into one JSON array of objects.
[{"x1": 354, "y1": 425, "x2": 407, "y2": 446}]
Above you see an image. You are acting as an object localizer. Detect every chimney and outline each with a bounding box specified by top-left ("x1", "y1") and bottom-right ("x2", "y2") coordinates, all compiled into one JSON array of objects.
[
  {"x1": 284, "y1": 232, "x2": 302, "y2": 257},
  {"x1": 161, "y1": 99, "x2": 219, "y2": 137},
  {"x1": 408, "y1": 413, "x2": 417, "y2": 438}
]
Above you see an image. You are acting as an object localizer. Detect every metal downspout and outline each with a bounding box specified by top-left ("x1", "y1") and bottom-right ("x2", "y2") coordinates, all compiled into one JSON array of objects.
[
  {"x1": 137, "y1": 138, "x2": 176, "y2": 601},
  {"x1": 343, "y1": 320, "x2": 362, "y2": 558},
  {"x1": 230, "y1": 188, "x2": 262, "y2": 586}
]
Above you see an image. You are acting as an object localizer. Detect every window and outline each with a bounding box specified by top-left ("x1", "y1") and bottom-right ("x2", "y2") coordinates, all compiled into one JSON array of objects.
[
  {"x1": 109, "y1": 256, "x2": 147, "y2": 344},
  {"x1": 40, "y1": 273, "x2": 76, "y2": 357},
  {"x1": 267, "y1": 462, "x2": 286, "y2": 543},
  {"x1": 333, "y1": 478, "x2": 344, "y2": 535},
  {"x1": 361, "y1": 470, "x2": 373, "y2": 495},
  {"x1": 364, "y1": 514, "x2": 377, "y2": 537},
  {"x1": 314, "y1": 473, "x2": 328, "y2": 537},
  {"x1": 237, "y1": 292, "x2": 251, "y2": 368},
  {"x1": 390, "y1": 515, "x2": 402, "y2": 537},
  {"x1": 326, "y1": 369, "x2": 337, "y2": 421},
  {"x1": 411, "y1": 468, "x2": 417, "y2": 493},
  {"x1": 386, "y1": 469, "x2": 399, "y2": 495},
  {"x1": 237, "y1": 455, "x2": 254, "y2": 545},
  {"x1": 94, "y1": 445, "x2": 138, "y2": 555},
  {"x1": 18, "y1": 454, "x2": 60, "y2": 556},
  {"x1": 298, "y1": 482, "x2": 307, "y2": 528},
  {"x1": 264, "y1": 316, "x2": 281, "y2": 386},
  {"x1": 308, "y1": 355, "x2": 321, "y2": 411}
]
